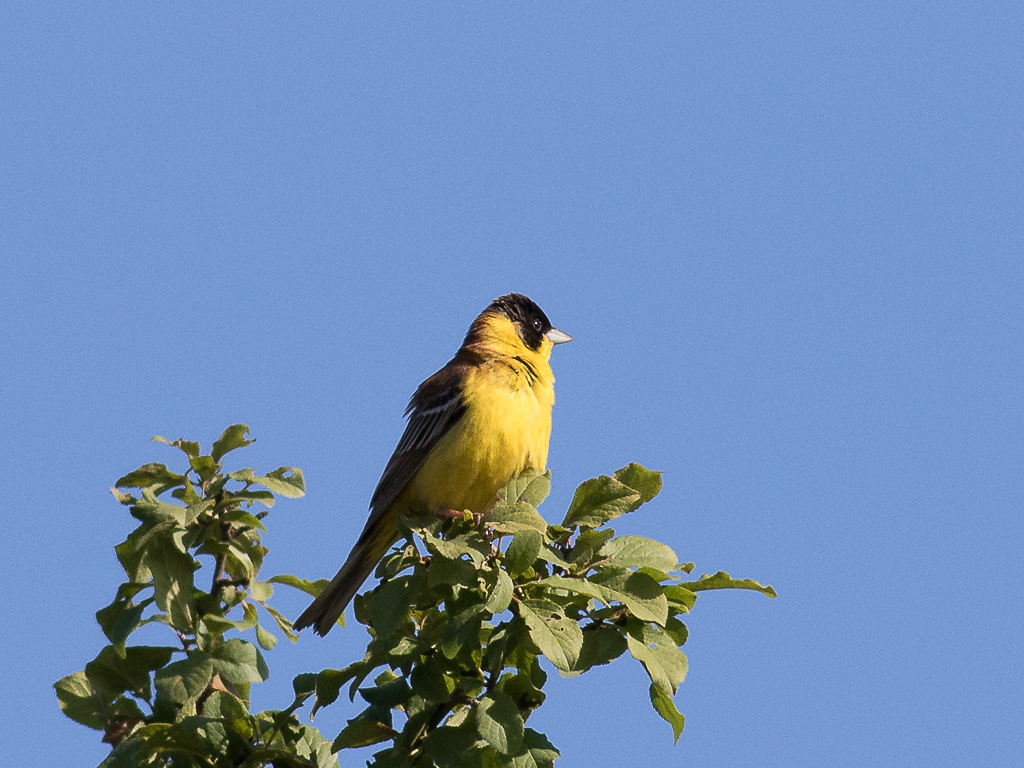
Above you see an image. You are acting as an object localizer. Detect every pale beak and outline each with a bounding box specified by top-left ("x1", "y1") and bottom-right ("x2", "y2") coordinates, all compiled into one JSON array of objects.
[{"x1": 545, "y1": 327, "x2": 573, "y2": 345}]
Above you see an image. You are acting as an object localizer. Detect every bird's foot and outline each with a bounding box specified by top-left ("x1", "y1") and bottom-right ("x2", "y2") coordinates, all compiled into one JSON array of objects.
[
  {"x1": 437, "y1": 508, "x2": 484, "y2": 525},
  {"x1": 437, "y1": 508, "x2": 467, "y2": 519}
]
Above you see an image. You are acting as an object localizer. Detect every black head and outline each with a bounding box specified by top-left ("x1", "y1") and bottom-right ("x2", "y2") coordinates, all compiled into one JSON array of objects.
[{"x1": 488, "y1": 293, "x2": 555, "y2": 352}]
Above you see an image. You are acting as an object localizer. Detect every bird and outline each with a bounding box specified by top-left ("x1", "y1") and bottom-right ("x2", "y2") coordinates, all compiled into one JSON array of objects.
[{"x1": 293, "y1": 293, "x2": 572, "y2": 636}]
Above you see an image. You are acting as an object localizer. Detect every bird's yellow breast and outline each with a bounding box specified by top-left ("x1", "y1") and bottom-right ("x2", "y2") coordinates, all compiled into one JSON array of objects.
[{"x1": 401, "y1": 354, "x2": 555, "y2": 514}]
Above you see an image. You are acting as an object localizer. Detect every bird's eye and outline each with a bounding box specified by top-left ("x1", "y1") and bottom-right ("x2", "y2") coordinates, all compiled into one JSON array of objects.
[{"x1": 532, "y1": 318, "x2": 543, "y2": 331}]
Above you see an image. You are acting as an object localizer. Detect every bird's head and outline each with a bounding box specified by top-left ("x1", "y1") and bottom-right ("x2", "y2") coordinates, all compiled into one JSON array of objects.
[{"x1": 463, "y1": 293, "x2": 572, "y2": 360}]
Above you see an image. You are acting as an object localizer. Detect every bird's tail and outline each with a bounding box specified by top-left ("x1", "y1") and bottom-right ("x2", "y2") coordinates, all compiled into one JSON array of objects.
[{"x1": 293, "y1": 520, "x2": 398, "y2": 636}]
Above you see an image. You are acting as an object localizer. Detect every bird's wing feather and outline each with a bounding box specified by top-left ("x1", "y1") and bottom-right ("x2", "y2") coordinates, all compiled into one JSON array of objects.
[{"x1": 362, "y1": 364, "x2": 468, "y2": 530}]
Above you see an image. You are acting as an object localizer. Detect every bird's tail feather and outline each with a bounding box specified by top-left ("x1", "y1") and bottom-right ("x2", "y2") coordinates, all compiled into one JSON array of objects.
[{"x1": 293, "y1": 522, "x2": 397, "y2": 636}]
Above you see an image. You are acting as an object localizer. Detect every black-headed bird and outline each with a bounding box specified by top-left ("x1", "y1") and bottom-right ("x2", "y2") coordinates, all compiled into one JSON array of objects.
[{"x1": 294, "y1": 293, "x2": 571, "y2": 636}]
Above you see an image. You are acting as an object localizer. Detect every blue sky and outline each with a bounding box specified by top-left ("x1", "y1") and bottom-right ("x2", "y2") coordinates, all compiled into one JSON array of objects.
[{"x1": 3, "y1": 3, "x2": 1022, "y2": 766}]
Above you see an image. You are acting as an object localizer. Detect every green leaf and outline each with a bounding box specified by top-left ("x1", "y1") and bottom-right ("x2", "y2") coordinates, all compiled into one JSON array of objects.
[
  {"x1": 256, "y1": 624, "x2": 278, "y2": 650},
  {"x1": 333, "y1": 716, "x2": 396, "y2": 750},
  {"x1": 96, "y1": 594, "x2": 153, "y2": 654},
  {"x1": 366, "y1": 574, "x2": 422, "y2": 637},
  {"x1": 410, "y1": 658, "x2": 455, "y2": 703},
  {"x1": 571, "y1": 626, "x2": 628, "y2": 674},
  {"x1": 189, "y1": 454, "x2": 218, "y2": 481},
  {"x1": 601, "y1": 536, "x2": 678, "y2": 572},
  {"x1": 476, "y1": 690, "x2": 524, "y2": 756},
  {"x1": 153, "y1": 435, "x2": 201, "y2": 458},
  {"x1": 493, "y1": 471, "x2": 552, "y2": 507},
  {"x1": 148, "y1": 540, "x2": 196, "y2": 631},
  {"x1": 665, "y1": 585, "x2": 697, "y2": 613},
  {"x1": 504, "y1": 530, "x2": 542, "y2": 577},
  {"x1": 626, "y1": 624, "x2": 688, "y2": 694},
  {"x1": 209, "y1": 638, "x2": 268, "y2": 688},
  {"x1": 253, "y1": 467, "x2": 306, "y2": 498},
  {"x1": 567, "y1": 527, "x2": 614, "y2": 568},
  {"x1": 211, "y1": 424, "x2": 255, "y2": 462},
  {"x1": 486, "y1": 501, "x2": 549, "y2": 535},
  {"x1": 649, "y1": 682, "x2": 685, "y2": 743},
  {"x1": 441, "y1": 602, "x2": 489, "y2": 660},
  {"x1": 228, "y1": 490, "x2": 276, "y2": 508},
  {"x1": 591, "y1": 569, "x2": 669, "y2": 625},
  {"x1": 54, "y1": 671, "x2": 108, "y2": 730},
  {"x1": 424, "y1": 720, "x2": 487, "y2": 768},
  {"x1": 422, "y1": 529, "x2": 488, "y2": 565},
  {"x1": 535, "y1": 575, "x2": 609, "y2": 607},
  {"x1": 115, "y1": 463, "x2": 186, "y2": 491},
  {"x1": 518, "y1": 600, "x2": 583, "y2": 674},
  {"x1": 360, "y1": 677, "x2": 413, "y2": 708},
  {"x1": 486, "y1": 569, "x2": 514, "y2": 614},
  {"x1": 130, "y1": 490, "x2": 189, "y2": 526},
  {"x1": 313, "y1": 665, "x2": 362, "y2": 715},
  {"x1": 267, "y1": 573, "x2": 323, "y2": 597},
  {"x1": 85, "y1": 645, "x2": 175, "y2": 699},
  {"x1": 260, "y1": 602, "x2": 299, "y2": 641},
  {"x1": 681, "y1": 571, "x2": 778, "y2": 598},
  {"x1": 613, "y1": 463, "x2": 663, "y2": 505},
  {"x1": 222, "y1": 509, "x2": 268, "y2": 532},
  {"x1": 154, "y1": 654, "x2": 215, "y2": 712},
  {"x1": 522, "y1": 728, "x2": 560, "y2": 767},
  {"x1": 562, "y1": 476, "x2": 641, "y2": 529},
  {"x1": 110, "y1": 487, "x2": 135, "y2": 505}
]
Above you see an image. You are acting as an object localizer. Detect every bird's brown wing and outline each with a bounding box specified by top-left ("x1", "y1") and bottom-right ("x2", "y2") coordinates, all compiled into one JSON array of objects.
[{"x1": 359, "y1": 362, "x2": 468, "y2": 535}]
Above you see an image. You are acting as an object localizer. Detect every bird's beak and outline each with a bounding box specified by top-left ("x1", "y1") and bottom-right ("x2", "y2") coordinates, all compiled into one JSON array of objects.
[{"x1": 545, "y1": 327, "x2": 573, "y2": 345}]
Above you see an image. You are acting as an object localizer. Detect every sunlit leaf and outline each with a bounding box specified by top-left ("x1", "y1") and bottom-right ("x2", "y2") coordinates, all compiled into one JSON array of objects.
[
  {"x1": 680, "y1": 571, "x2": 778, "y2": 598},
  {"x1": 562, "y1": 476, "x2": 640, "y2": 529},
  {"x1": 518, "y1": 600, "x2": 583, "y2": 674},
  {"x1": 211, "y1": 424, "x2": 255, "y2": 462}
]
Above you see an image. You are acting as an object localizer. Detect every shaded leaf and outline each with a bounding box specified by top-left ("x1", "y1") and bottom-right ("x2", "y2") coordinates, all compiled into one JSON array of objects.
[
  {"x1": 476, "y1": 690, "x2": 524, "y2": 756},
  {"x1": 613, "y1": 463, "x2": 663, "y2": 505},
  {"x1": 85, "y1": 645, "x2": 175, "y2": 699},
  {"x1": 523, "y1": 728, "x2": 560, "y2": 767},
  {"x1": 209, "y1": 638, "x2": 268, "y2": 688},
  {"x1": 665, "y1": 585, "x2": 697, "y2": 613},
  {"x1": 154, "y1": 654, "x2": 214, "y2": 712},
  {"x1": 567, "y1": 527, "x2": 614, "y2": 569},
  {"x1": 54, "y1": 671, "x2": 108, "y2": 730},
  {"x1": 366, "y1": 574, "x2": 422, "y2": 637},
  {"x1": 571, "y1": 626, "x2": 628, "y2": 674},
  {"x1": 333, "y1": 716, "x2": 396, "y2": 751},
  {"x1": 591, "y1": 569, "x2": 669, "y2": 625},
  {"x1": 504, "y1": 530, "x2": 542, "y2": 577},
  {"x1": 649, "y1": 682, "x2": 685, "y2": 743}
]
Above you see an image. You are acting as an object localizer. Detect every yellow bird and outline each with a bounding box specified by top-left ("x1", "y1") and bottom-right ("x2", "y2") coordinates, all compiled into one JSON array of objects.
[{"x1": 294, "y1": 293, "x2": 572, "y2": 636}]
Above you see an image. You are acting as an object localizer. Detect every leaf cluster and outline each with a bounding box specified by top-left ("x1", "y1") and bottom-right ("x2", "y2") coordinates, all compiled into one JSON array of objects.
[
  {"x1": 54, "y1": 425, "x2": 335, "y2": 767},
  {"x1": 303, "y1": 464, "x2": 776, "y2": 766},
  {"x1": 56, "y1": 428, "x2": 776, "y2": 768}
]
